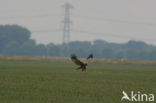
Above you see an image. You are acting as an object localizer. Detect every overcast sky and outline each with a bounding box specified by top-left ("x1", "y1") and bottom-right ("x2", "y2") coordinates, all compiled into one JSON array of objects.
[{"x1": 0, "y1": 0, "x2": 156, "y2": 45}]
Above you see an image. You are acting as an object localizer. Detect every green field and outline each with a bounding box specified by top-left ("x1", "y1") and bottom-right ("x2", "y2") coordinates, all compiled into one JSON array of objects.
[{"x1": 0, "y1": 60, "x2": 156, "y2": 103}]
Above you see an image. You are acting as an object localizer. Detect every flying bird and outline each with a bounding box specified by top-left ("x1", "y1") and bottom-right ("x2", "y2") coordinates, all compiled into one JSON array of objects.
[{"x1": 71, "y1": 54, "x2": 93, "y2": 72}]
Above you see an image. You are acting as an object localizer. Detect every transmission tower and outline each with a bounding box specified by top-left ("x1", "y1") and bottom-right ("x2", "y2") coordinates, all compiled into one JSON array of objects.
[{"x1": 62, "y1": 3, "x2": 73, "y2": 44}]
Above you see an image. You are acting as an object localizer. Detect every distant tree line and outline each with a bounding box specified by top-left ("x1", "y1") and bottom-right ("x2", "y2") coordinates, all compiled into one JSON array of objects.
[{"x1": 0, "y1": 24, "x2": 156, "y2": 60}]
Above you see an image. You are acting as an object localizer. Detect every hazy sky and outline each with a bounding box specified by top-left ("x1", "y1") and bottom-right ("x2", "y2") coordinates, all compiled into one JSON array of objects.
[{"x1": 0, "y1": 0, "x2": 156, "y2": 45}]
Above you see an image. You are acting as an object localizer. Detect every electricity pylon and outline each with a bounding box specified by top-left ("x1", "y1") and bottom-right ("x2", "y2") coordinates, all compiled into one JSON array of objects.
[{"x1": 62, "y1": 3, "x2": 73, "y2": 44}]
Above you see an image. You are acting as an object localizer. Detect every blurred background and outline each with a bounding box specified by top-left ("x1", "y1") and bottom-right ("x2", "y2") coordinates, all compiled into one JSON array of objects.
[{"x1": 0, "y1": 0, "x2": 156, "y2": 59}]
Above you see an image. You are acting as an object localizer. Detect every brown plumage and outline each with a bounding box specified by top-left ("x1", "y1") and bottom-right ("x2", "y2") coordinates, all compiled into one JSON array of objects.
[{"x1": 71, "y1": 54, "x2": 93, "y2": 72}]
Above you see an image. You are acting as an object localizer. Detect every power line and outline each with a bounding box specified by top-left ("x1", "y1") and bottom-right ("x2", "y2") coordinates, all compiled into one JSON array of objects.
[
  {"x1": 0, "y1": 14, "x2": 61, "y2": 19},
  {"x1": 71, "y1": 29, "x2": 156, "y2": 42},
  {"x1": 1, "y1": 13, "x2": 156, "y2": 27},
  {"x1": 32, "y1": 29, "x2": 61, "y2": 33},
  {"x1": 72, "y1": 14, "x2": 156, "y2": 26},
  {"x1": 1, "y1": 5, "x2": 155, "y2": 43},
  {"x1": 31, "y1": 28, "x2": 155, "y2": 42}
]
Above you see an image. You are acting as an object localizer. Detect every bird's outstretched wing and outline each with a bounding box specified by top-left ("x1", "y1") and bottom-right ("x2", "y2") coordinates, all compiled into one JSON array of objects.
[
  {"x1": 85, "y1": 54, "x2": 93, "y2": 64},
  {"x1": 87, "y1": 54, "x2": 93, "y2": 60},
  {"x1": 71, "y1": 54, "x2": 84, "y2": 66}
]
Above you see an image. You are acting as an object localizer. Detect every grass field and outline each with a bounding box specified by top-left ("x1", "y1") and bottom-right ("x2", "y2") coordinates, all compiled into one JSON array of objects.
[{"x1": 0, "y1": 59, "x2": 156, "y2": 103}]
